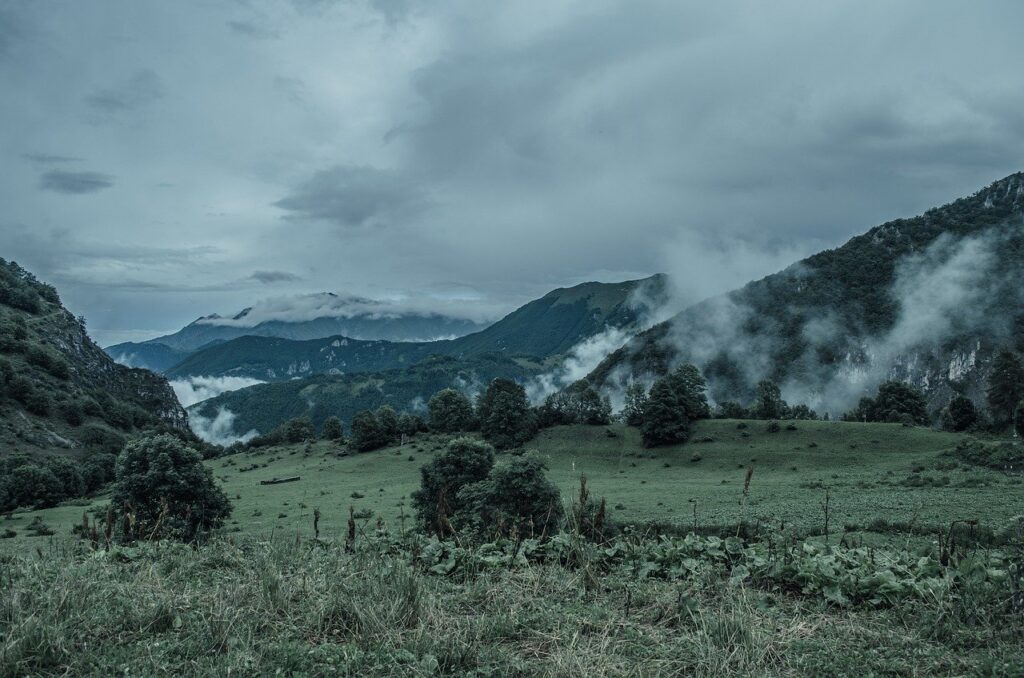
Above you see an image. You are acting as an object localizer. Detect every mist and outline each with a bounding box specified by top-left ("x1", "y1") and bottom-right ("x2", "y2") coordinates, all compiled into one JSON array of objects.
[
  {"x1": 188, "y1": 407, "x2": 258, "y2": 447},
  {"x1": 169, "y1": 375, "x2": 265, "y2": 408}
]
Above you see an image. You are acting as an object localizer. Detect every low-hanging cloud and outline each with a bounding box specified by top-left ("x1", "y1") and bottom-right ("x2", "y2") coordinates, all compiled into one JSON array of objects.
[
  {"x1": 170, "y1": 375, "x2": 265, "y2": 408},
  {"x1": 189, "y1": 407, "x2": 258, "y2": 446}
]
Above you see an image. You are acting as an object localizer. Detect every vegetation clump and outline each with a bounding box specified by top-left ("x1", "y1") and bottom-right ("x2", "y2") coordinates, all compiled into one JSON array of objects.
[
  {"x1": 639, "y1": 364, "x2": 710, "y2": 447},
  {"x1": 110, "y1": 434, "x2": 232, "y2": 541}
]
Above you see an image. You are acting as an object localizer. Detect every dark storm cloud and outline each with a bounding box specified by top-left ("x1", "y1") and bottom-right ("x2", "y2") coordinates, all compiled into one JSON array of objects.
[
  {"x1": 85, "y1": 69, "x2": 163, "y2": 115},
  {"x1": 249, "y1": 270, "x2": 301, "y2": 284},
  {"x1": 273, "y1": 165, "x2": 428, "y2": 228},
  {"x1": 39, "y1": 170, "x2": 114, "y2": 194}
]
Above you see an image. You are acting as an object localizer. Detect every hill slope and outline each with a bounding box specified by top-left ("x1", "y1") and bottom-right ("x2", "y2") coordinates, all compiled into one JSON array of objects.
[
  {"x1": 165, "y1": 275, "x2": 666, "y2": 382},
  {"x1": 0, "y1": 259, "x2": 188, "y2": 454},
  {"x1": 190, "y1": 353, "x2": 546, "y2": 439},
  {"x1": 589, "y1": 173, "x2": 1024, "y2": 416}
]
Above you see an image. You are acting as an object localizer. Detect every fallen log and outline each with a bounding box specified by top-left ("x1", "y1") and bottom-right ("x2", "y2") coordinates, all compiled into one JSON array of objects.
[{"x1": 260, "y1": 476, "x2": 301, "y2": 485}]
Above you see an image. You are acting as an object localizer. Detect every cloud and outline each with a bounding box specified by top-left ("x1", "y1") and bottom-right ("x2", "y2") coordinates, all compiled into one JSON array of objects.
[
  {"x1": 248, "y1": 270, "x2": 301, "y2": 284},
  {"x1": 169, "y1": 375, "x2": 265, "y2": 408},
  {"x1": 273, "y1": 165, "x2": 429, "y2": 229},
  {"x1": 197, "y1": 291, "x2": 500, "y2": 326},
  {"x1": 38, "y1": 170, "x2": 114, "y2": 194},
  {"x1": 188, "y1": 407, "x2": 258, "y2": 446},
  {"x1": 84, "y1": 69, "x2": 163, "y2": 115},
  {"x1": 23, "y1": 153, "x2": 83, "y2": 165},
  {"x1": 226, "y1": 20, "x2": 279, "y2": 40}
]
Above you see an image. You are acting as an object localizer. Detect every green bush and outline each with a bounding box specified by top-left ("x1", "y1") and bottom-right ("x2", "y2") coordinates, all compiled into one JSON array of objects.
[
  {"x1": 640, "y1": 364, "x2": 710, "y2": 447},
  {"x1": 80, "y1": 424, "x2": 127, "y2": 454},
  {"x1": 455, "y1": 452, "x2": 563, "y2": 539},
  {"x1": 412, "y1": 438, "x2": 495, "y2": 536},
  {"x1": 111, "y1": 434, "x2": 232, "y2": 541},
  {"x1": 321, "y1": 415, "x2": 344, "y2": 440}
]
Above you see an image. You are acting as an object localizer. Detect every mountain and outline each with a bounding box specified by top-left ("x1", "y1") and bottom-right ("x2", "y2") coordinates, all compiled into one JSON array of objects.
[
  {"x1": 588, "y1": 173, "x2": 1024, "y2": 417},
  {"x1": 163, "y1": 275, "x2": 667, "y2": 381},
  {"x1": 106, "y1": 293, "x2": 491, "y2": 371},
  {"x1": 190, "y1": 353, "x2": 547, "y2": 441},
  {"x1": 0, "y1": 259, "x2": 188, "y2": 455}
]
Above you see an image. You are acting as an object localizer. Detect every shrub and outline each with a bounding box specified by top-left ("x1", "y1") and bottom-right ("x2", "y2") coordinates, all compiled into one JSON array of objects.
[
  {"x1": 82, "y1": 452, "x2": 118, "y2": 493},
  {"x1": 59, "y1": 399, "x2": 85, "y2": 426},
  {"x1": 80, "y1": 424, "x2": 127, "y2": 454},
  {"x1": 456, "y1": 453, "x2": 563, "y2": 539},
  {"x1": 412, "y1": 438, "x2": 495, "y2": 536},
  {"x1": 110, "y1": 434, "x2": 232, "y2": 541},
  {"x1": 23, "y1": 389, "x2": 51, "y2": 416},
  {"x1": 351, "y1": 410, "x2": 389, "y2": 452},
  {"x1": 321, "y1": 416, "x2": 344, "y2": 441},
  {"x1": 276, "y1": 417, "x2": 316, "y2": 444},
  {"x1": 941, "y1": 396, "x2": 979, "y2": 432},
  {"x1": 1015, "y1": 401, "x2": 1024, "y2": 439}
]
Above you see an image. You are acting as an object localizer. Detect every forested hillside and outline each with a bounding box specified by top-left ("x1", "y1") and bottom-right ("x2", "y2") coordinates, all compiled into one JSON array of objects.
[
  {"x1": 190, "y1": 353, "x2": 545, "y2": 436},
  {"x1": 589, "y1": 173, "x2": 1024, "y2": 417},
  {"x1": 0, "y1": 259, "x2": 188, "y2": 456}
]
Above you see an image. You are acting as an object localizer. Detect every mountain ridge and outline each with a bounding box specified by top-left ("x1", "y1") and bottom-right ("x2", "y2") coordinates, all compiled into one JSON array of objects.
[{"x1": 587, "y1": 172, "x2": 1024, "y2": 417}]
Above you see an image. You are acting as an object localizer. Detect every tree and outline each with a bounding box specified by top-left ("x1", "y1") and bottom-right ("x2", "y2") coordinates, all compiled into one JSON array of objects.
[
  {"x1": 753, "y1": 379, "x2": 787, "y2": 420},
  {"x1": 868, "y1": 381, "x2": 929, "y2": 425},
  {"x1": 350, "y1": 410, "x2": 388, "y2": 452},
  {"x1": 110, "y1": 434, "x2": 231, "y2": 541},
  {"x1": 321, "y1": 416, "x2": 344, "y2": 441},
  {"x1": 412, "y1": 437, "x2": 495, "y2": 536},
  {"x1": 987, "y1": 349, "x2": 1024, "y2": 428},
  {"x1": 537, "y1": 381, "x2": 611, "y2": 427},
  {"x1": 640, "y1": 364, "x2": 710, "y2": 447},
  {"x1": 277, "y1": 417, "x2": 316, "y2": 444},
  {"x1": 376, "y1": 405, "x2": 400, "y2": 443},
  {"x1": 941, "y1": 396, "x2": 979, "y2": 432},
  {"x1": 398, "y1": 413, "x2": 425, "y2": 437},
  {"x1": 1015, "y1": 401, "x2": 1024, "y2": 438},
  {"x1": 428, "y1": 388, "x2": 475, "y2": 433},
  {"x1": 641, "y1": 378, "x2": 689, "y2": 447},
  {"x1": 456, "y1": 453, "x2": 563, "y2": 539},
  {"x1": 477, "y1": 378, "x2": 537, "y2": 449},
  {"x1": 715, "y1": 401, "x2": 748, "y2": 420},
  {"x1": 622, "y1": 382, "x2": 648, "y2": 426}
]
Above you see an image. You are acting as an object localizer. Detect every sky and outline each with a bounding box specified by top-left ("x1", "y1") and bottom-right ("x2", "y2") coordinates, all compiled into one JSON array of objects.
[{"x1": 1, "y1": 0, "x2": 1023, "y2": 346}]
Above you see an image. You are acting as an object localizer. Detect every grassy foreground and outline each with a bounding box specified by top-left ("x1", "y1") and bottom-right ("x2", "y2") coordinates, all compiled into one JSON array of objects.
[{"x1": 2, "y1": 530, "x2": 1022, "y2": 676}]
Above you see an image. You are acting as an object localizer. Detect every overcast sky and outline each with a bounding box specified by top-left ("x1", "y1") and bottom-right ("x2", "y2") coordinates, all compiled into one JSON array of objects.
[{"x1": 1, "y1": 0, "x2": 1022, "y2": 345}]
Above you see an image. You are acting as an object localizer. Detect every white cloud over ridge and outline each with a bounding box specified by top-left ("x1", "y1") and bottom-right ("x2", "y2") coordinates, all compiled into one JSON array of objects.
[{"x1": 170, "y1": 375, "x2": 265, "y2": 408}]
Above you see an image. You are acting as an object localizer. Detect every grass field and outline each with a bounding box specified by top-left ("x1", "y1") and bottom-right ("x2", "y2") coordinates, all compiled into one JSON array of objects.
[
  {"x1": 3, "y1": 420, "x2": 1023, "y2": 676},
  {"x1": 3, "y1": 420, "x2": 1019, "y2": 550}
]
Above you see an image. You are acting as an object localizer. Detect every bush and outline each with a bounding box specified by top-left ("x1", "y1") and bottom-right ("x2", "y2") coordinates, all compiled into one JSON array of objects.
[
  {"x1": 1015, "y1": 401, "x2": 1024, "y2": 439},
  {"x1": 537, "y1": 380, "x2": 611, "y2": 427},
  {"x1": 26, "y1": 345, "x2": 69, "y2": 379},
  {"x1": 412, "y1": 438, "x2": 495, "y2": 536},
  {"x1": 456, "y1": 453, "x2": 563, "y2": 539},
  {"x1": 80, "y1": 424, "x2": 127, "y2": 454},
  {"x1": 941, "y1": 396, "x2": 979, "y2": 432},
  {"x1": 276, "y1": 417, "x2": 316, "y2": 444},
  {"x1": 23, "y1": 389, "x2": 51, "y2": 416},
  {"x1": 350, "y1": 410, "x2": 389, "y2": 452},
  {"x1": 0, "y1": 461, "x2": 63, "y2": 511},
  {"x1": 321, "y1": 416, "x2": 344, "y2": 441},
  {"x1": 59, "y1": 399, "x2": 85, "y2": 426},
  {"x1": 110, "y1": 434, "x2": 232, "y2": 541},
  {"x1": 82, "y1": 452, "x2": 118, "y2": 493}
]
